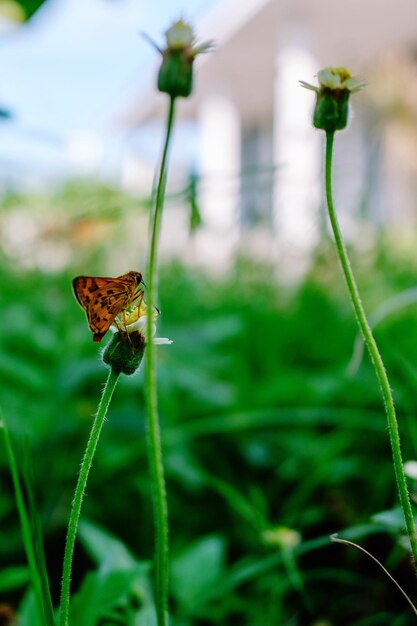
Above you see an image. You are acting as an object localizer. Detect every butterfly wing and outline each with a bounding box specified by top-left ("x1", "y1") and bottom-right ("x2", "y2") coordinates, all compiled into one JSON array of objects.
[{"x1": 72, "y1": 275, "x2": 137, "y2": 342}]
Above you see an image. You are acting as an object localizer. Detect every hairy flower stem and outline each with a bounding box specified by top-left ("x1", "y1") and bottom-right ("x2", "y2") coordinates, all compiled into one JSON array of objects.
[
  {"x1": 325, "y1": 130, "x2": 417, "y2": 566},
  {"x1": 59, "y1": 369, "x2": 120, "y2": 626},
  {"x1": 145, "y1": 95, "x2": 176, "y2": 626}
]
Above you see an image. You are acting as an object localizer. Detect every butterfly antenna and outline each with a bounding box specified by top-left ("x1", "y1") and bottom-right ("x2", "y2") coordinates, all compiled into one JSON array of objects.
[{"x1": 140, "y1": 279, "x2": 160, "y2": 313}]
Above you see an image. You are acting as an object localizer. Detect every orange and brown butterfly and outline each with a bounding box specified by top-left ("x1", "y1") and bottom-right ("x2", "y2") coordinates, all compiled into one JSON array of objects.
[{"x1": 72, "y1": 270, "x2": 144, "y2": 342}]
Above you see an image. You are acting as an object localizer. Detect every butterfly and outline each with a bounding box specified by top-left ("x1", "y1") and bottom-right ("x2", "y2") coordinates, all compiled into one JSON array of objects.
[{"x1": 72, "y1": 270, "x2": 143, "y2": 342}]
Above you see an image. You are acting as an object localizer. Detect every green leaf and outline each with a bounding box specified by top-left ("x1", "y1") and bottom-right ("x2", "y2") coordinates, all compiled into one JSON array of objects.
[
  {"x1": 0, "y1": 566, "x2": 29, "y2": 591},
  {"x1": 186, "y1": 172, "x2": 202, "y2": 233},
  {"x1": 171, "y1": 535, "x2": 226, "y2": 613},
  {"x1": 77, "y1": 518, "x2": 139, "y2": 570},
  {"x1": 371, "y1": 508, "x2": 405, "y2": 532},
  {"x1": 18, "y1": 590, "x2": 46, "y2": 626},
  {"x1": 70, "y1": 567, "x2": 155, "y2": 626}
]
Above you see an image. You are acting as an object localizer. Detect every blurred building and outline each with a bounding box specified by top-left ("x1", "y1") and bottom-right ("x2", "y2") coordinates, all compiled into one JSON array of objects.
[{"x1": 124, "y1": 0, "x2": 417, "y2": 271}]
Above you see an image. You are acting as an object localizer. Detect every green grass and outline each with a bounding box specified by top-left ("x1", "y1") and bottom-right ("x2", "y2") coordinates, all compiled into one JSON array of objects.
[{"x1": 1, "y1": 236, "x2": 417, "y2": 624}]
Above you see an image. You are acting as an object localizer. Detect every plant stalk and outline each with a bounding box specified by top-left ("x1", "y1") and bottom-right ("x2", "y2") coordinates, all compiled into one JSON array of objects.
[
  {"x1": 59, "y1": 368, "x2": 119, "y2": 626},
  {"x1": 0, "y1": 410, "x2": 49, "y2": 624},
  {"x1": 145, "y1": 95, "x2": 176, "y2": 626},
  {"x1": 324, "y1": 130, "x2": 417, "y2": 566}
]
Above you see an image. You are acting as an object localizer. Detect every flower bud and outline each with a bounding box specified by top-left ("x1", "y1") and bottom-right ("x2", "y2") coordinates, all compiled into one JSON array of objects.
[
  {"x1": 313, "y1": 87, "x2": 350, "y2": 131},
  {"x1": 155, "y1": 20, "x2": 213, "y2": 98},
  {"x1": 158, "y1": 48, "x2": 194, "y2": 98},
  {"x1": 102, "y1": 331, "x2": 145, "y2": 376},
  {"x1": 300, "y1": 66, "x2": 365, "y2": 132},
  {"x1": 262, "y1": 526, "x2": 301, "y2": 550}
]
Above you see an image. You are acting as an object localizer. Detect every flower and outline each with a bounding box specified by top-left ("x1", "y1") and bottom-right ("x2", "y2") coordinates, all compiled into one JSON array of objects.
[
  {"x1": 146, "y1": 19, "x2": 213, "y2": 98},
  {"x1": 124, "y1": 314, "x2": 173, "y2": 346},
  {"x1": 165, "y1": 20, "x2": 195, "y2": 50},
  {"x1": 300, "y1": 66, "x2": 366, "y2": 131},
  {"x1": 300, "y1": 67, "x2": 366, "y2": 94},
  {"x1": 404, "y1": 461, "x2": 417, "y2": 480},
  {"x1": 121, "y1": 297, "x2": 172, "y2": 346},
  {"x1": 102, "y1": 295, "x2": 172, "y2": 376},
  {"x1": 262, "y1": 526, "x2": 301, "y2": 550}
]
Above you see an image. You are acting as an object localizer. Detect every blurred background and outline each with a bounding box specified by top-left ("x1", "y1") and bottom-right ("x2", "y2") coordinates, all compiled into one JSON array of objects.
[{"x1": 2, "y1": 0, "x2": 417, "y2": 625}]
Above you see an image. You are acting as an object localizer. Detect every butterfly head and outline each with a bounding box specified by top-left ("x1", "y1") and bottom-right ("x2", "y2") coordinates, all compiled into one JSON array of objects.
[{"x1": 128, "y1": 271, "x2": 143, "y2": 287}]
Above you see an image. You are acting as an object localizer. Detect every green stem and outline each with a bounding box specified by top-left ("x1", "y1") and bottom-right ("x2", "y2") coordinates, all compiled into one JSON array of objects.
[
  {"x1": 324, "y1": 130, "x2": 417, "y2": 566},
  {"x1": 0, "y1": 410, "x2": 47, "y2": 624},
  {"x1": 145, "y1": 95, "x2": 176, "y2": 626},
  {"x1": 59, "y1": 369, "x2": 119, "y2": 626}
]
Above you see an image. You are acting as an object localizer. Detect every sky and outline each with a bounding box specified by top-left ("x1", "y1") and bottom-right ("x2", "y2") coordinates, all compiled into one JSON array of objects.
[{"x1": 0, "y1": 0, "x2": 215, "y2": 187}]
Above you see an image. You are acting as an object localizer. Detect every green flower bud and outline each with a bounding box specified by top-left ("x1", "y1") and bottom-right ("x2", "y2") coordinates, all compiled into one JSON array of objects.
[
  {"x1": 158, "y1": 48, "x2": 194, "y2": 98},
  {"x1": 313, "y1": 87, "x2": 350, "y2": 131},
  {"x1": 102, "y1": 331, "x2": 145, "y2": 376},
  {"x1": 149, "y1": 20, "x2": 213, "y2": 99},
  {"x1": 300, "y1": 66, "x2": 366, "y2": 132}
]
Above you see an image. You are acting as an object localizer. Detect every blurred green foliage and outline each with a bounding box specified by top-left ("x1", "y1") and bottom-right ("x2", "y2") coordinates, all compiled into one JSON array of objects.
[
  {"x1": 2, "y1": 189, "x2": 417, "y2": 624},
  {"x1": 0, "y1": 0, "x2": 48, "y2": 22}
]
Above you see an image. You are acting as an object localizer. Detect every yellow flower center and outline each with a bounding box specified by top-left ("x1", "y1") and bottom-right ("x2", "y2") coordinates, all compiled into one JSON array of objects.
[{"x1": 329, "y1": 66, "x2": 352, "y2": 82}]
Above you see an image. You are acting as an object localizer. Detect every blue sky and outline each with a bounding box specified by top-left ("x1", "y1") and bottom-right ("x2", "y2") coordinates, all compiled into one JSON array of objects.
[{"x1": 0, "y1": 0, "x2": 215, "y2": 185}]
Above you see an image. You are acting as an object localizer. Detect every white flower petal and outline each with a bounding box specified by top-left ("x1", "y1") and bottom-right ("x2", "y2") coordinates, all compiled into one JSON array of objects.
[
  {"x1": 404, "y1": 460, "x2": 417, "y2": 479},
  {"x1": 127, "y1": 315, "x2": 157, "y2": 338},
  {"x1": 165, "y1": 20, "x2": 194, "y2": 48},
  {"x1": 193, "y1": 40, "x2": 216, "y2": 55},
  {"x1": 299, "y1": 80, "x2": 319, "y2": 92},
  {"x1": 125, "y1": 319, "x2": 144, "y2": 333},
  {"x1": 153, "y1": 337, "x2": 173, "y2": 345},
  {"x1": 344, "y1": 75, "x2": 366, "y2": 93},
  {"x1": 318, "y1": 68, "x2": 342, "y2": 89}
]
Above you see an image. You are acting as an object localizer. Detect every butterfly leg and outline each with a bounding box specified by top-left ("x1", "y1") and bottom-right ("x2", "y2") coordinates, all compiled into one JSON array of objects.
[
  {"x1": 113, "y1": 318, "x2": 123, "y2": 332},
  {"x1": 121, "y1": 309, "x2": 128, "y2": 331},
  {"x1": 137, "y1": 289, "x2": 145, "y2": 314}
]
